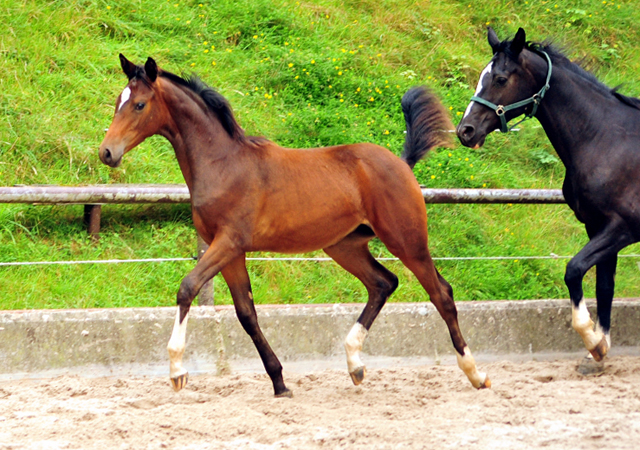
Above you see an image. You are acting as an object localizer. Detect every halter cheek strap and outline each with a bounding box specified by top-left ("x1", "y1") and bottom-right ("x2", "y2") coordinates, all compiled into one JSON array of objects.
[{"x1": 470, "y1": 51, "x2": 552, "y2": 133}]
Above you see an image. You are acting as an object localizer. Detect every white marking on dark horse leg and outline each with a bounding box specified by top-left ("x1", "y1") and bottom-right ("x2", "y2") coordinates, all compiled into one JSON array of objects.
[
  {"x1": 572, "y1": 300, "x2": 608, "y2": 361},
  {"x1": 462, "y1": 62, "x2": 493, "y2": 119},
  {"x1": 596, "y1": 322, "x2": 611, "y2": 349},
  {"x1": 167, "y1": 308, "x2": 190, "y2": 391},
  {"x1": 456, "y1": 346, "x2": 490, "y2": 389},
  {"x1": 344, "y1": 323, "x2": 368, "y2": 385},
  {"x1": 577, "y1": 324, "x2": 608, "y2": 375},
  {"x1": 117, "y1": 87, "x2": 131, "y2": 111}
]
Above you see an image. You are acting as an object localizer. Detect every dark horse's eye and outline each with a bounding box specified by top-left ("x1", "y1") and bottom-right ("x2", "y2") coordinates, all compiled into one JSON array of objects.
[
  {"x1": 135, "y1": 102, "x2": 146, "y2": 111},
  {"x1": 496, "y1": 77, "x2": 508, "y2": 87}
]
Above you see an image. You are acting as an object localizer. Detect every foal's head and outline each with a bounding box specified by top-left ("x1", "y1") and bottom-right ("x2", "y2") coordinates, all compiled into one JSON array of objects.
[
  {"x1": 99, "y1": 55, "x2": 168, "y2": 167},
  {"x1": 457, "y1": 28, "x2": 549, "y2": 148}
]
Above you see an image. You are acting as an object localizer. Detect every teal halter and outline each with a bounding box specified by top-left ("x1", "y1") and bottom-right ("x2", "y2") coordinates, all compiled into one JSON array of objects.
[{"x1": 470, "y1": 51, "x2": 552, "y2": 132}]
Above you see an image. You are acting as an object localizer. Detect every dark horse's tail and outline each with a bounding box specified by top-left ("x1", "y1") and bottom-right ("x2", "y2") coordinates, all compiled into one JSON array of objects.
[{"x1": 401, "y1": 86, "x2": 454, "y2": 169}]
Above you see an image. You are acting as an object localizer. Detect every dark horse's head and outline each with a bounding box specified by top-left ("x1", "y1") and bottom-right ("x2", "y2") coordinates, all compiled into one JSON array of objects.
[
  {"x1": 99, "y1": 55, "x2": 166, "y2": 167},
  {"x1": 457, "y1": 27, "x2": 551, "y2": 148}
]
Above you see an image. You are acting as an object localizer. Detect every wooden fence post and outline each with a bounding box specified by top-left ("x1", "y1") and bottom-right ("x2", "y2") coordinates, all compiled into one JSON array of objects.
[
  {"x1": 196, "y1": 234, "x2": 214, "y2": 306},
  {"x1": 83, "y1": 204, "x2": 102, "y2": 240}
]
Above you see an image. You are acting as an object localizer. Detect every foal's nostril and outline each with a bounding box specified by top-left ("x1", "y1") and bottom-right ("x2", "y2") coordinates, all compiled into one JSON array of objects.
[{"x1": 104, "y1": 148, "x2": 112, "y2": 163}]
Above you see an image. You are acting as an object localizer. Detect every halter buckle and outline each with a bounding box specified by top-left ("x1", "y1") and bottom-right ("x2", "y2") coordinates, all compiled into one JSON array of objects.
[{"x1": 495, "y1": 105, "x2": 505, "y2": 116}]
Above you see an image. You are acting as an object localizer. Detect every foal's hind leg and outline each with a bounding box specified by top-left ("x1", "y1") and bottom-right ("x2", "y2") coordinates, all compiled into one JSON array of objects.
[
  {"x1": 221, "y1": 254, "x2": 291, "y2": 397},
  {"x1": 399, "y1": 248, "x2": 489, "y2": 389},
  {"x1": 324, "y1": 226, "x2": 399, "y2": 385}
]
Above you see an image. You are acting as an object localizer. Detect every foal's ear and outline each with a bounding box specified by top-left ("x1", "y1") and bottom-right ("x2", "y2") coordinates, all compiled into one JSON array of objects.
[
  {"x1": 120, "y1": 54, "x2": 137, "y2": 80},
  {"x1": 510, "y1": 27, "x2": 526, "y2": 55},
  {"x1": 487, "y1": 27, "x2": 500, "y2": 53},
  {"x1": 144, "y1": 57, "x2": 158, "y2": 83}
]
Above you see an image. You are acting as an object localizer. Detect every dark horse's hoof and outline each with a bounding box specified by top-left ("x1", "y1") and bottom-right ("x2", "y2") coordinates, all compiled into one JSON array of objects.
[
  {"x1": 576, "y1": 356, "x2": 605, "y2": 376},
  {"x1": 170, "y1": 372, "x2": 189, "y2": 392},
  {"x1": 275, "y1": 388, "x2": 293, "y2": 398},
  {"x1": 589, "y1": 336, "x2": 609, "y2": 362},
  {"x1": 349, "y1": 366, "x2": 367, "y2": 386}
]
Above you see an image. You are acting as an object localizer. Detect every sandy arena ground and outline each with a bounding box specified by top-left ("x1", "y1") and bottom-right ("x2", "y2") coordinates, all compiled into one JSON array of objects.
[{"x1": 1, "y1": 356, "x2": 640, "y2": 449}]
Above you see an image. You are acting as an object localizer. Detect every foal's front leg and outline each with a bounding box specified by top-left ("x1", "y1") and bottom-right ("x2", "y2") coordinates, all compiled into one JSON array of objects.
[
  {"x1": 221, "y1": 255, "x2": 291, "y2": 397},
  {"x1": 167, "y1": 237, "x2": 240, "y2": 391}
]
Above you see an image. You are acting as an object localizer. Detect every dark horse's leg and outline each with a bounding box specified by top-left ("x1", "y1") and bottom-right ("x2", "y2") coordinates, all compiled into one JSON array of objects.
[
  {"x1": 595, "y1": 255, "x2": 617, "y2": 350},
  {"x1": 565, "y1": 219, "x2": 632, "y2": 361},
  {"x1": 221, "y1": 254, "x2": 291, "y2": 397},
  {"x1": 577, "y1": 255, "x2": 618, "y2": 375},
  {"x1": 323, "y1": 225, "x2": 399, "y2": 385},
  {"x1": 167, "y1": 236, "x2": 241, "y2": 391}
]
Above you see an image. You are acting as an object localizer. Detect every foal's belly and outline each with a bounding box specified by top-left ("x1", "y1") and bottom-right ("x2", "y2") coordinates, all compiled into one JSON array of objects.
[{"x1": 250, "y1": 212, "x2": 363, "y2": 253}]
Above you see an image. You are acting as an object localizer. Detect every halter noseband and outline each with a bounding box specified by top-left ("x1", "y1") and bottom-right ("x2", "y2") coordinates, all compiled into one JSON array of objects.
[{"x1": 469, "y1": 51, "x2": 552, "y2": 133}]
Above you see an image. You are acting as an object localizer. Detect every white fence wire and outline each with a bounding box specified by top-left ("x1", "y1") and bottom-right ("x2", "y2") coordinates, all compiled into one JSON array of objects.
[{"x1": 2, "y1": 254, "x2": 640, "y2": 267}]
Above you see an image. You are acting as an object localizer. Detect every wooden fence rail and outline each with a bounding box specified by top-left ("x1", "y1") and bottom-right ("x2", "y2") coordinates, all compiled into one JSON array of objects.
[
  {"x1": 0, "y1": 185, "x2": 564, "y2": 204},
  {"x1": 0, "y1": 185, "x2": 566, "y2": 237}
]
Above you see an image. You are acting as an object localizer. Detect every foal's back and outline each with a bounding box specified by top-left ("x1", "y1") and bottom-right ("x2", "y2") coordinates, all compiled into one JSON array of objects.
[{"x1": 225, "y1": 140, "x2": 425, "y2": 254}]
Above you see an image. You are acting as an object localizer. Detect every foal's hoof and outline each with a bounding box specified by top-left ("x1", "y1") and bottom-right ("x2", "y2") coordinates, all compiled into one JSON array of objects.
[
  {"x1": 589, "y1": 336, "x2": 609, "y2": 362},
  {"x1": 577, "y1": 356, "x2": 605, "y2": 376},
  {"x1": 477, "y1": 375, "x2": 491, "y2": 389},
  {"x1": 275, "y1": 388, "x2": 293, "y2": 398},
  {"x1": 349, "y1": 366, "x2": 367, "y2": 386},
  {"x1": 170, "y1": 372, "x2": 189, "y2": 392}
]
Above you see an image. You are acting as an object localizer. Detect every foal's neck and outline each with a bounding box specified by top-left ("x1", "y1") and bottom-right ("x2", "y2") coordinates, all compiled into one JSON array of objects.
[{"x1": 156, "y1": 79, "x2": 239, "y2": 191}]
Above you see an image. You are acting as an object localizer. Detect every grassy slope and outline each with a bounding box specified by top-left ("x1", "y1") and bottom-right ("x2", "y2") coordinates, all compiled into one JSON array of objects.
[{"x1": 0, "y1": 0, "x2": 639, "y2": 309}]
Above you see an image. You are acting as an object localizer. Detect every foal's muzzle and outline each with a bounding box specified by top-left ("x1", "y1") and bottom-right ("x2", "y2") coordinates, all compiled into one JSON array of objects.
[{"x1": 99, "y1": 144, "x2": 124, "y2": 168}]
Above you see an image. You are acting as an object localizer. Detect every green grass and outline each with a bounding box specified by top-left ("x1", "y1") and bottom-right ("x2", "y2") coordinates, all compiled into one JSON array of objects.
[{"x1": 1, "y1": 0, "x2": 639, "y2": 309}]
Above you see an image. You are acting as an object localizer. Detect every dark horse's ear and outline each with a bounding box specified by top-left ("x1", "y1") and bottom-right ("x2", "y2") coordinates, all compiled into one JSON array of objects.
[
  {"x1": 487, "y1": 27, "x2": 500, "y2": 53},
  {"x1": 144, "y1": 57, "x2": 158, "y2": 83},
  {"x1": 510, "y1": 27, "x2": 526, "y2": 55},
  {"x1": 120, "y1": 54, "x2": 137, "y2": 80}
]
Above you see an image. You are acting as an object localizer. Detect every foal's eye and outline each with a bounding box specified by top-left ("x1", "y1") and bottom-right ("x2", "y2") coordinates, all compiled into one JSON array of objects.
[
  {"x1": 135, "y1": 102, "x2": 146, "y2": 111},
  {"x1": 496, "y1": 77, "x2": 508, "y2": 87}
]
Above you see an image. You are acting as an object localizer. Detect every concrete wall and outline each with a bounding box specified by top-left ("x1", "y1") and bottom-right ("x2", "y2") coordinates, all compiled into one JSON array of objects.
[{"x1": 1, "y1": 299, "x2": 640, "y2": 378}]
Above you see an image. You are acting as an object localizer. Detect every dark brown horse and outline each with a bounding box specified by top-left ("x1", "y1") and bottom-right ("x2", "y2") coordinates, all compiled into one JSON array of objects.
[
  {"x1": 458, "y1": 27, "x2": 640, "y2": 367},
  {"x1": 100, "y1": 55, "x2": 490, "y2": 396}
]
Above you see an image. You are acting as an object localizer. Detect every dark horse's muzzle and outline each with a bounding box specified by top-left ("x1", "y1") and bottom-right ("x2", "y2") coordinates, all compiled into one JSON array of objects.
[{"x1": 456, "y1": 121, "x2": 486, "y2": 149}]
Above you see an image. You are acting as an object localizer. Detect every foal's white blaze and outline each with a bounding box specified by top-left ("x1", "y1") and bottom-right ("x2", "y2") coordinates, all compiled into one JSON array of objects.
[
  {"x1": 344, "y1": 322, "x2": 368, "y2": 374},
  {"x1": 456, "y1": 346, "x2": 489, "y2": 389},
  {"x1": 462, "y1": 62, "x2": 493, "y2": 119},
  {"x1": 118, "y1": 87, "x2": 131, "y2": 111},
  {"x1": 572, "y1": 300, "x2": 604, "y2": 350},
  {"x1": 167, "y1": 308, "x2": 189, "y2": 384}
]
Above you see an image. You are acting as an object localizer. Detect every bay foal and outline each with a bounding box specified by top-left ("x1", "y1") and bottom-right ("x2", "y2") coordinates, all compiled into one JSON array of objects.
[{"x1": 100, "y1": 55, "x2": 490, "y2": 396}]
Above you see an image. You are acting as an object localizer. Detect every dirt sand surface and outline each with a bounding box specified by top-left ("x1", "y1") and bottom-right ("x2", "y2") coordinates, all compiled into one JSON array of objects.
[{"x1": 1, "y1": 356, "x2": 640, "y2": 450}]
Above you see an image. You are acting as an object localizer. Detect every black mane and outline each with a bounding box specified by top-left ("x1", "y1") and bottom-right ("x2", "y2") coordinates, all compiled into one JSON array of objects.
[
  {"x1": 500, "y1": 39, "x2": 640, "y2": 111},
  {"x1": 150, "y1": 69, "x2": 267, "y2": 145}
]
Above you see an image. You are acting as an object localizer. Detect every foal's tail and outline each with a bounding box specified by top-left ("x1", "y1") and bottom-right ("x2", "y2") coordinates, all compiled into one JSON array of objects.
[{"x1": 401, "y1": 86, "x2": 454, "y2": 169}]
